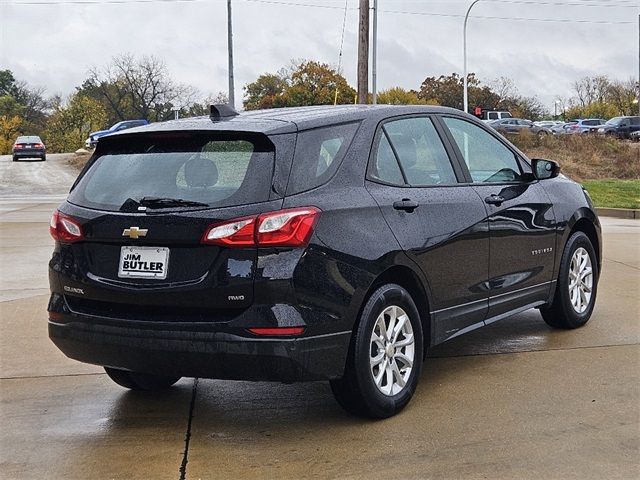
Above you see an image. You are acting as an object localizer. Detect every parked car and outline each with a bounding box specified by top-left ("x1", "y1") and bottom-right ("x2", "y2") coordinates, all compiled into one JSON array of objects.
[
  {"x1": 534, "y1": 120, "x2": 564, "y2": 128},
  {"x1": 550, "y1": 122, "x2": 574, "y2": 135},
  {"x1": 561, "y1": 118, "x2": 607, "y2": 134},
  {"x1": 12, "y1": 135, "x2": 46, "y2": 161},
  {"x1": 85, "y1": 119, "x2": 148, "y2": 149},
  {"x1": 488, "y1": 118, "x2": 552, "y2": 135},
  {"x1": 597, "y1": 116, "x2": 640, "y2": 139},
  {"x1": 49, "y1": 104, "x2": 601, "y2": 418},
  {"x1": 481, "y1": 110, "x2": 512, "y2": 122}
]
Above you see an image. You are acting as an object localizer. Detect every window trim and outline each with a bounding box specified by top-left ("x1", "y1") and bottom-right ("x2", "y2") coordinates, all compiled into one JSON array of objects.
[
  {"x1": 366, "y1": 114, "x2": 467, "y2": 188},
  {"x1": 435, "y1": 114, "x2": 534, "y2": 186}
]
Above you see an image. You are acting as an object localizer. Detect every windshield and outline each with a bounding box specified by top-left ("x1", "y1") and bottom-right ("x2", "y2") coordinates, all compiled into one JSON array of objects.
[
  {"x1": 605, "y1": 117, "x2": 623, "y2": 126},
  {"x1": 68, "y1": 132, "x2": 275, "y2": 212}
]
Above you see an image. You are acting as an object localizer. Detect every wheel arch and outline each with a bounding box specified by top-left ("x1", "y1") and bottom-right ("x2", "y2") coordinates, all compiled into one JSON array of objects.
[
  {"x1": 567, "y1": 211, "x2": 602, "y2": 273},
  {"x1": 358, "y1": 264, "x2": 433, "y2": 352}
]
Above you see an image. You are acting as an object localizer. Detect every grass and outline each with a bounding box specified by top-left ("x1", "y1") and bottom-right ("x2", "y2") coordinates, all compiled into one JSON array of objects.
[
  {"x1": 510, "y1": 133, "x2": 640, "y2": 181},
  {"x1": 580, "y1": 179, "x2": 640, "y2": 209}
]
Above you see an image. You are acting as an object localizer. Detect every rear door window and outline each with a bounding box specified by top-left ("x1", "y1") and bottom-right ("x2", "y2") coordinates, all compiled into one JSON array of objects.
[
  {"x1": 68, "y1": 133, "x2": 275, "y2": 212},
  {"x1": 369, "y1": 116, "x2": 458, "y2": 186},
  {"x1": 286, "y1": 122, "x2": 359, "y2": 194}
]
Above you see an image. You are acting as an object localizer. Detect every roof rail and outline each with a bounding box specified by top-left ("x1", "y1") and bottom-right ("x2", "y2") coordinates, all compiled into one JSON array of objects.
[{"x1": 210, "y1": 104, "x2": 239, "y2": 120}]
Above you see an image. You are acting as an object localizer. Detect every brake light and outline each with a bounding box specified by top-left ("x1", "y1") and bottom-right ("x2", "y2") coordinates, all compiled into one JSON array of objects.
[
  {"x1": 34, "y1": 143, "x2": 44, "y2": 148},
  {"x1": 248, "y1": 327, "x2": 305, "y2": 336},
  {"x1": 202, "y1": 207, "x2": 320, "y2": 248},
  {"x1": 14, "y1": 144, "x2": 23, "y2": 149},
  {"x1": 50, "y1": 210, "x2": 84, "y2": 243}
]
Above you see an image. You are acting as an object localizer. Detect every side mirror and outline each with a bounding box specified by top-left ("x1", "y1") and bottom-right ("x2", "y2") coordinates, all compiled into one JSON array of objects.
[{"x1": 532, "y1": 158, "x2": 560, "y2": 180}]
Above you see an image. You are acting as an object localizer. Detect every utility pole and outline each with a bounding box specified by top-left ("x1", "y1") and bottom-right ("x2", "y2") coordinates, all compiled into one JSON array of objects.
[
  {"x1": 227, "y1": 0, "x2": 235, "y2": 109},
  {"x1": 372, "y1": 0, "x2": 378, "y2": 104},
  {"x1": 357, "y1": 0, "x2": 369, "y2": 104}
]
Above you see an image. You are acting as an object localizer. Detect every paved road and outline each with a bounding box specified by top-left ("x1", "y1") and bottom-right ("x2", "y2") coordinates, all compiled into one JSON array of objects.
[{"x1": 0, "y1": 154, "x2": 638, "y2": 479}]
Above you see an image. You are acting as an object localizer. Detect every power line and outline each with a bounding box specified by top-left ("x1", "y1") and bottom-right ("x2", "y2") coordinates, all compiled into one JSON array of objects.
[
  {"x1": 336, "y1": 0, "x2": 349, "y2": 74},
  {"x1": 490, "y1": 0, "x2": 639, "y2": 7},
  {"x1": 3, "y1": 0, "x2": 637, "y2": 26}
]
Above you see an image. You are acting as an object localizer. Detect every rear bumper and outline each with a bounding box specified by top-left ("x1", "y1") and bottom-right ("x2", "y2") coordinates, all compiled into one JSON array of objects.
[
  {"x1": 13, "y1": 150, "x2": 45, "y2": 158},
  {"x1": 49, "y1": 317, "x2": 351, "y2": 383}
]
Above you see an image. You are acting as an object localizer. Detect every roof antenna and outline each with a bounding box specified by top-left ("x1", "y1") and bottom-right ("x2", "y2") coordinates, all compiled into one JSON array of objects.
[{"x1": 210, "y1": 104, "x2": 239, "y2": 120}]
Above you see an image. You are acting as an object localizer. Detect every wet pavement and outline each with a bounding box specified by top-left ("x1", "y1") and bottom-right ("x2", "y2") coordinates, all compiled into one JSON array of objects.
[{"x1": 0, "y1": 154, "x2": 638, "y2": 479}]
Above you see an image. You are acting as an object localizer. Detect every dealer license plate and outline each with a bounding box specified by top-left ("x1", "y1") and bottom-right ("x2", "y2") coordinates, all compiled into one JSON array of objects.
[{"x1": 118, "y1": 246, "x2": 169, "y2": 280}]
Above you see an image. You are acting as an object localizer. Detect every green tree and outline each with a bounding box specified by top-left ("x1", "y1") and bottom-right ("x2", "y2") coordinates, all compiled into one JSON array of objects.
[
  {"x1": 43, "y1": 94, "x2": 108, "y2": 153},
  {"x1": 376, "y1": 87, "x2": 430, "y2": 105},
  {"x1": 243, "y1": 60, "x2": 356, "y2": 110},
  {"x1": 244, "y1": 73, "x2": 288, "y2": 110},
  {"x1": 285, "y1": 60, "x2": 356, "y2": 106},
  {"x1": 0, "y1": 69, "x2": 49, "y2": 135}
]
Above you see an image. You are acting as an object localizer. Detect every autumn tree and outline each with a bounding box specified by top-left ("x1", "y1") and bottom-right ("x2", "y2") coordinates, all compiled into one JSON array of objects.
[
  {"x1": 0, "y1": 115, "x2": 22, "y2": 155},
  {"x1": 376, "y1": 87, "x2": 430, "y2": 105},
  {"x1": 43, "y1": 94, "x2": 108, "y2": 152},
  {"x1": 563, "y1": 76, "x2": 638, "y2": 119},
  {"x1": 243, "y1": 60, "x2": 356, "y2": 110},
  {"x1": 244, "y1": 73, "x2": 288, "y2": 110},
  {"x1": 0, "y1": 69, "x2": 49, "y2": 141}
]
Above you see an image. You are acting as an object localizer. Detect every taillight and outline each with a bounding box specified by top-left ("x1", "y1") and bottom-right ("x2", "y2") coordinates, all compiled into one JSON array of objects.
[
  {"x1": 14, "y1": 144, "x2": 23, "y2": 149},
  {"x1": 202, "y1": 207, "x2": 320, "y2": 248},
  {"x1": 202, "y1": 216, "x2": 256, "y2": 246},
  {"x1": 34, "y1": 143, "x2": 44, "y2": 148},
  {"x1": 50, "y1": 210, "x2": 84, "y2": 243}
]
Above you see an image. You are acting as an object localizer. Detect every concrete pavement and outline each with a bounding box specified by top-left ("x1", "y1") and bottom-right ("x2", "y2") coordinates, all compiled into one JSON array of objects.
[{"x1": 0, "y1": 154, "x2": 638, "y2": 479}]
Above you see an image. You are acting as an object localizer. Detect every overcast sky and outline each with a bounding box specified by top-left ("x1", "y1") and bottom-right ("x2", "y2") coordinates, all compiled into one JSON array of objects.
[{"x1": 1, "y1": 0, "x2": 638, "y2": 111}]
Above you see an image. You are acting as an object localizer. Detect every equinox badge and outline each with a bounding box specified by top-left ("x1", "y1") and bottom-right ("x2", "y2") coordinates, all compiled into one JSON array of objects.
[{"x1": 122, "y1": 227, "x2": 148, "y2": 239}]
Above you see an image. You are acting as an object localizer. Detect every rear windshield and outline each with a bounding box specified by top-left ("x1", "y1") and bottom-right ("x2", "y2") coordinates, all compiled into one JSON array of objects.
[{"x1": 68, "y1": 132, "x2": 275, "y2": 212}]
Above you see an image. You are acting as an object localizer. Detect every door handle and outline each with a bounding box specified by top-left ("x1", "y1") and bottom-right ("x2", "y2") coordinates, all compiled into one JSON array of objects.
[
  {"x1": 484, "y1": 194, "x2": 505, "y2": 205},
  {"x1": 393, "y1": 199, "x2": 419, "y2": 212}
]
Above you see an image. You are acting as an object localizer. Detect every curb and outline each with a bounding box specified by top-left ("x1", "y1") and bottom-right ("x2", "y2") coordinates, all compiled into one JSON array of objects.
[{"x1": 595, "y1": 207, "x2": 640, "y2": 219}]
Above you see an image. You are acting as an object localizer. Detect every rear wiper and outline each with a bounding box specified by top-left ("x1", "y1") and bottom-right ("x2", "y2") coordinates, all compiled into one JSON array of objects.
[{"x1": 138, "y1": 196, "x2": 209, "y2": 209}]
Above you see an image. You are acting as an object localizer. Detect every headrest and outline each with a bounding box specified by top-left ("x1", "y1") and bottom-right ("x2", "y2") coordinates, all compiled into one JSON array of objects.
[
  {"x1": 184, "y1": 156, "x2": 218, "y2": 188},
  {"x1": 390, "y1": 135, "x2": 417, "y2": 168}
]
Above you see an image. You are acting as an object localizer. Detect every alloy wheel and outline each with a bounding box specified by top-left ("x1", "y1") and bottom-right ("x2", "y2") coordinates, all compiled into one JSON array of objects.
[
  {"x1": 369, "y1": 305, "x2": 415, "y2": 396},
  {"x1": 568, "y1": 247, "x2": 593, "y2": 314}
]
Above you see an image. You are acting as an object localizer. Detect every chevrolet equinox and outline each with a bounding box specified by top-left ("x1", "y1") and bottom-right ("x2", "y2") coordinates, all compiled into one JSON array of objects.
[{"x1": 48, "y1": 105, "x2": 601, "y2": 418}]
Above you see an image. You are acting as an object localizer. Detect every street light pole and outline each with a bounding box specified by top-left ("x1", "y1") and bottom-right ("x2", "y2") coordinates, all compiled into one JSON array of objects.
[
  {"x1": 372, "y1": 0, "x2": 378, "y2": 104},
  {"x1": 227, "y1": 0, "x2": 235, "y2": 109},
  {"x1": 463, "y1": 0, "x2": 482, "y2": 114}
]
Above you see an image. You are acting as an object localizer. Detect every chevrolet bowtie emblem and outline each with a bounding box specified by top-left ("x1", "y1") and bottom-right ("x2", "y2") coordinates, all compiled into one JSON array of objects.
[{"x1": 122, "y1": 227, "x2": 148, "y2": 239}]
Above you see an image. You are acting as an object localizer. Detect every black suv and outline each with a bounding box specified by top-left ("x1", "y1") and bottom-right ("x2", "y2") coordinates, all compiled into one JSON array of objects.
[
  {"x1": 598, "y1": 116, "x2": 640, "y2": 138},
  {"x1": 48, "y1": 105, "x2": 601, "y2": 418}
]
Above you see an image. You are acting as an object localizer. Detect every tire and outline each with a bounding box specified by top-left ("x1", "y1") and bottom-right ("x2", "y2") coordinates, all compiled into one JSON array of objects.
[
  {"x1": 540, "y1": 231, "x2": 598, "y2": 329},
  {"x1": 12, "y1": 156, "x2": 17, "y2": 162},
  {"x1": 330, "y1": 284, "x2": 424, "y2": 418},
  {"x1": 41, "y1": 155, "x2": 46, "y2": 161},
  {"x1": 104, "y1": 367, "x2": 180, "y2": 391}
]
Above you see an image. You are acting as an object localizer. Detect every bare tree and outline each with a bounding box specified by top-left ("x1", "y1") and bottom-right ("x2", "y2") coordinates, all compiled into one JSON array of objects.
[{"x1": 86, "y1": 54, "x2": 197, "y2": 122}]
